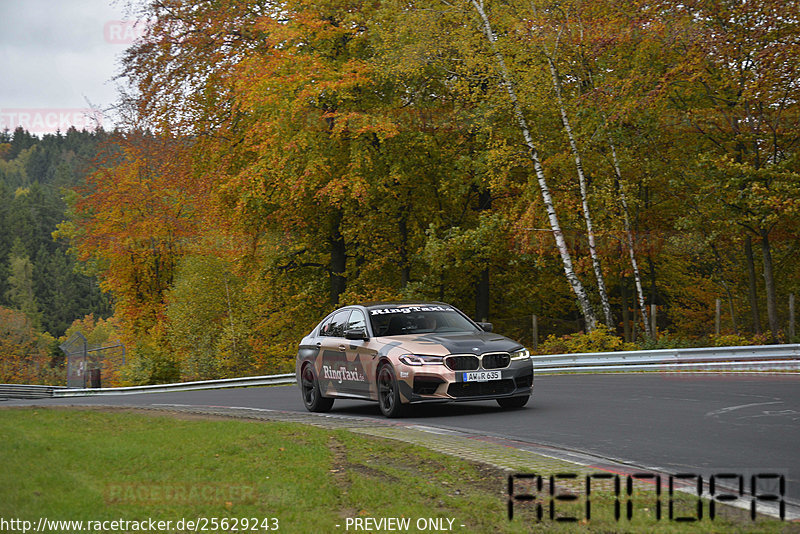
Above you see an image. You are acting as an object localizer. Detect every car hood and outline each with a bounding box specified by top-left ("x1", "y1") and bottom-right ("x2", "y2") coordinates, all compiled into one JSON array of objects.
[{"x1": 379, "y1": 331, "x2": 523, "y2": 356}]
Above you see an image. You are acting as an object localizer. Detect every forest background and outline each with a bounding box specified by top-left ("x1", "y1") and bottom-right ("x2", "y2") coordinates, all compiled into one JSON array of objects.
[{"x1": 1, "y1": 0, "x2": 798, "y2": 386}]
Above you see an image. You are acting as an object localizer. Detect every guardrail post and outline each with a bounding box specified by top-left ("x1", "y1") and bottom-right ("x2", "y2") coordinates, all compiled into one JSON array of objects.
[{"x1": 89, "y1": 369, "x2": 101, "y2": 389}]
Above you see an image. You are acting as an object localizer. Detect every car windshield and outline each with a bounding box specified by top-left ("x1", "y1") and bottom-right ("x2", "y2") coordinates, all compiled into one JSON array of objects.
[{"x1": 368, "y1": 305, "x2": 479, "y2": 336}]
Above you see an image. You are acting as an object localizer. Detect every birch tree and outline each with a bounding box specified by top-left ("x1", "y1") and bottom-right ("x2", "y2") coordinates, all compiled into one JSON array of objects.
[
  {"x1": 608, "y1": 140, "x2": 652, "y2": 338},
  {"x1": 536, "y1": 0, "x2": 668, "y2": 339},
  {"x1": 469, "y1": 0, "x2": 597, "y2": 330},
  {"x1": 541, "y1": 25, "x2": 612, "y2": 327}
]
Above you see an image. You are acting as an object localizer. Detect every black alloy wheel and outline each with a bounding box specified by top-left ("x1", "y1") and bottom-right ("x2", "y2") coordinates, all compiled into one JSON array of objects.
[
  {"x1": 301, "y1": 363, "x2": 334, "y2": 412},
  {"x1": 377, "y1": 363, "x2": 405, "y2": 418}
]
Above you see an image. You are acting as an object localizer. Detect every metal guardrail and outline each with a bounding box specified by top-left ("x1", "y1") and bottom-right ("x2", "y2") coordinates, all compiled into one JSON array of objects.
[
  {"x1": 0, "y1": 384, "x2": 67, "y2": 399},
  {"x1": 2, "y1": 344, "x2": 798, "y2": 399},
  {"x1": 530, "y1": 344, "x2": 800, "y2": 373},
  {"x1": 0, "y1": 375, "x2": 294, "y2": 399},
  {"x1": 53, "y1": 374, "x2": 296, "y2": 397}
]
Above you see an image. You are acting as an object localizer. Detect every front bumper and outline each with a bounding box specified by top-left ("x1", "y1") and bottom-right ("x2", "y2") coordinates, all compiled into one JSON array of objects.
[{"x1": 398, "y1": 359, "x2": 534, "y2": 404}]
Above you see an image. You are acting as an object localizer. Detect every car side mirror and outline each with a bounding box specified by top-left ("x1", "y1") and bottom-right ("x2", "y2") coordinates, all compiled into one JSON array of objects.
[
  {"x1": 345, "y1": 328, "x2": 368, "y2": 340},
  {"x1": 477, "y1": 322, "x2": 493, "y2": 332}
]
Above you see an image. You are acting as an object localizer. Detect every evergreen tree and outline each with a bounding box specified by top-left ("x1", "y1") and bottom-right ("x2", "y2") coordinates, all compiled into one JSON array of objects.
[
  {"x1": 6, "y1": 239, "x2": 41, "y2": 328},
  {"x1": 0, "y1": 128, "x2": 113, "y2": 337}
]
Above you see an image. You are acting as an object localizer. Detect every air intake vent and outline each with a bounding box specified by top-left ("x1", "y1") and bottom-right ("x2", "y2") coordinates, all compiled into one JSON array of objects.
[
  {"x1": 445, "y1": 355, "x2": 480, "y2": 371},
  {"x1": 481, "y1": 352, "x2": 510, "y2": 369}
]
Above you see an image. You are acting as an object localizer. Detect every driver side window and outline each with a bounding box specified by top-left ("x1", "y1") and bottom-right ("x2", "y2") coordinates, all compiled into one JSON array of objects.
[
  {"x1": 321, "y1": 310, "x2": 351, "y2": 338},
  {"x1": 348, "y1": 310, "x2": 366, "y2": 332}
]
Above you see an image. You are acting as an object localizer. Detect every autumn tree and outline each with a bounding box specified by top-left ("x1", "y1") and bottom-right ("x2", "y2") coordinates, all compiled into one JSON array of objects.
[
  {"x1": 166, "y1": 255, "x2": 257, "y2": 380},
  {"x1": 59, "y1": 132, "x2": 197, "y2": 337},
  {"x1": 662, "y1": 0, "x2": 800, "y2": 339},
  {"x1": 59, "y1": 0, "x2": 800, "y2": 375},
  {"x1": 0, "y1": 306, "x2": 58, "y2": 384}
]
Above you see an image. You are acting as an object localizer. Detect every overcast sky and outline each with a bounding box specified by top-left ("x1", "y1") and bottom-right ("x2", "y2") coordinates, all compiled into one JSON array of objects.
[{"x1": 0, "y1": 0, "x2": 141, "y2": 134}]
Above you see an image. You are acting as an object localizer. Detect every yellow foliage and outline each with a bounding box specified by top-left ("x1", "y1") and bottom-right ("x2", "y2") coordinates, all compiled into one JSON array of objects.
[{"x1": 537, "y1": 325, "x2": 630, "y2": 355}]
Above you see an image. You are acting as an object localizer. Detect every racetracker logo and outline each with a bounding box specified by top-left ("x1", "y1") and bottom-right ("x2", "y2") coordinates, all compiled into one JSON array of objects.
[
  {"x1": 0, "y1": 108, "x2": 103, "y2": 134},
  {"x1": 104, "y1": 20, "x2": 151, "y2": 44}
]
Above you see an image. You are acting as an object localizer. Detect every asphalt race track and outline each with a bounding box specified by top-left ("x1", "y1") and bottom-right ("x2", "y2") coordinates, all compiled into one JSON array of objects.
[{"x1": 5, "y1": 374, "x2": 800, "y2": 508}]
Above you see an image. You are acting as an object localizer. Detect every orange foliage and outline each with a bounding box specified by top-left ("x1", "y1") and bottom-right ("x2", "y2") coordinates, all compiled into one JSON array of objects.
[
  {"x1": 0, "y1": 307, "x2": 58, "y2": 384},
  {"x1": 70, "y1": 133, "x2": 199, "y2": 336}
]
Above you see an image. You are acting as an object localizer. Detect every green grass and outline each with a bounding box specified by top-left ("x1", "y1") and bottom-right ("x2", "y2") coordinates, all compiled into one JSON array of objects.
[{"x1": 0, "y1": 408, "x2": 796, "y2": 533}]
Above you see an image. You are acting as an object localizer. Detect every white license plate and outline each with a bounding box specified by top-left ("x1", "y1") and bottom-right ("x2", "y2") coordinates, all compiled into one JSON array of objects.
[{"x1": 463, "y1": 371, "x2": 501, "y2": 382}]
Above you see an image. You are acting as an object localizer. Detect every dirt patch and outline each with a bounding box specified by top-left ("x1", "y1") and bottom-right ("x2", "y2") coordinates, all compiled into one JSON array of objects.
[{"x1": 327, "y1": 435, "x2": 361, "y2": 519}]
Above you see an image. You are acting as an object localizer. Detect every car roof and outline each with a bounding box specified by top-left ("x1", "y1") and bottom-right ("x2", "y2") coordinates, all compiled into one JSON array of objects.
[{"x1": 360, "y1": 301, "x2": 453, "y2": 310}]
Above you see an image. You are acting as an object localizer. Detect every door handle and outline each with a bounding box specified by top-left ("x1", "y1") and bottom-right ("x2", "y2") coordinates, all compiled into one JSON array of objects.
[{"x1": 338, "y1": 344, "x2": 347, "y2": 352}]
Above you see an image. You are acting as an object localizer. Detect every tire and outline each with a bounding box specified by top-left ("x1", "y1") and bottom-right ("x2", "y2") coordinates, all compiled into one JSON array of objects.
[
  {"x1": 377, "y1": 363, "x2": 405, "y2": 418},
  {"x1": 300, "y1": 363, "x2": 334, "y2": 413},
  {"x1": 496, "y1": 395, "x2": 530, "y2": 409}
]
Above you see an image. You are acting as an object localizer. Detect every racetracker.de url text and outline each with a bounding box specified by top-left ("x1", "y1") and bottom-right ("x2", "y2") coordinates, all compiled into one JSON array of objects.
[{"x1": 0, "y1": 517, "x2": 279, "y2": 532}]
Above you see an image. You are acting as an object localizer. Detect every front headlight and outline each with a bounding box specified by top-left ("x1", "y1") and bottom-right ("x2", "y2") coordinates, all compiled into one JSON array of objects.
[
  {"x1": 510, "y1": 348, "x2": 531, "y2": 361},
  {"x1": 399, "y1": 354, "x2": 445, "y2": 366}
]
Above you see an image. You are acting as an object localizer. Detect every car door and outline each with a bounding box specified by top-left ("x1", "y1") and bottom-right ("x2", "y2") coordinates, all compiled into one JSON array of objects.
[
  {"x1": 317, "y1": 309, "x2": 370, "y2": 398},
  {"x1": 341, "y1": 308, "x2": 379, "y2": 399}
]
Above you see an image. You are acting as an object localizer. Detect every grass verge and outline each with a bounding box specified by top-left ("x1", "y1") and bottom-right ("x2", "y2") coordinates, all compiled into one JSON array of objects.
[{"x1": 0, "y1": 407, "x2": 796, "y2": 533}]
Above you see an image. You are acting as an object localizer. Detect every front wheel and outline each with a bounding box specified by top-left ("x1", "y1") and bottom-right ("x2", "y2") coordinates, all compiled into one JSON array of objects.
[
  {"x1": 496, "y1": 395, "x2": 530, "y2": 409},
  {"x1": 377, "y1": 363, "x2": 405, "y2": 418},
  {"x1": 301, "y1": 364, "x2": 334, "y2": 413}
]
